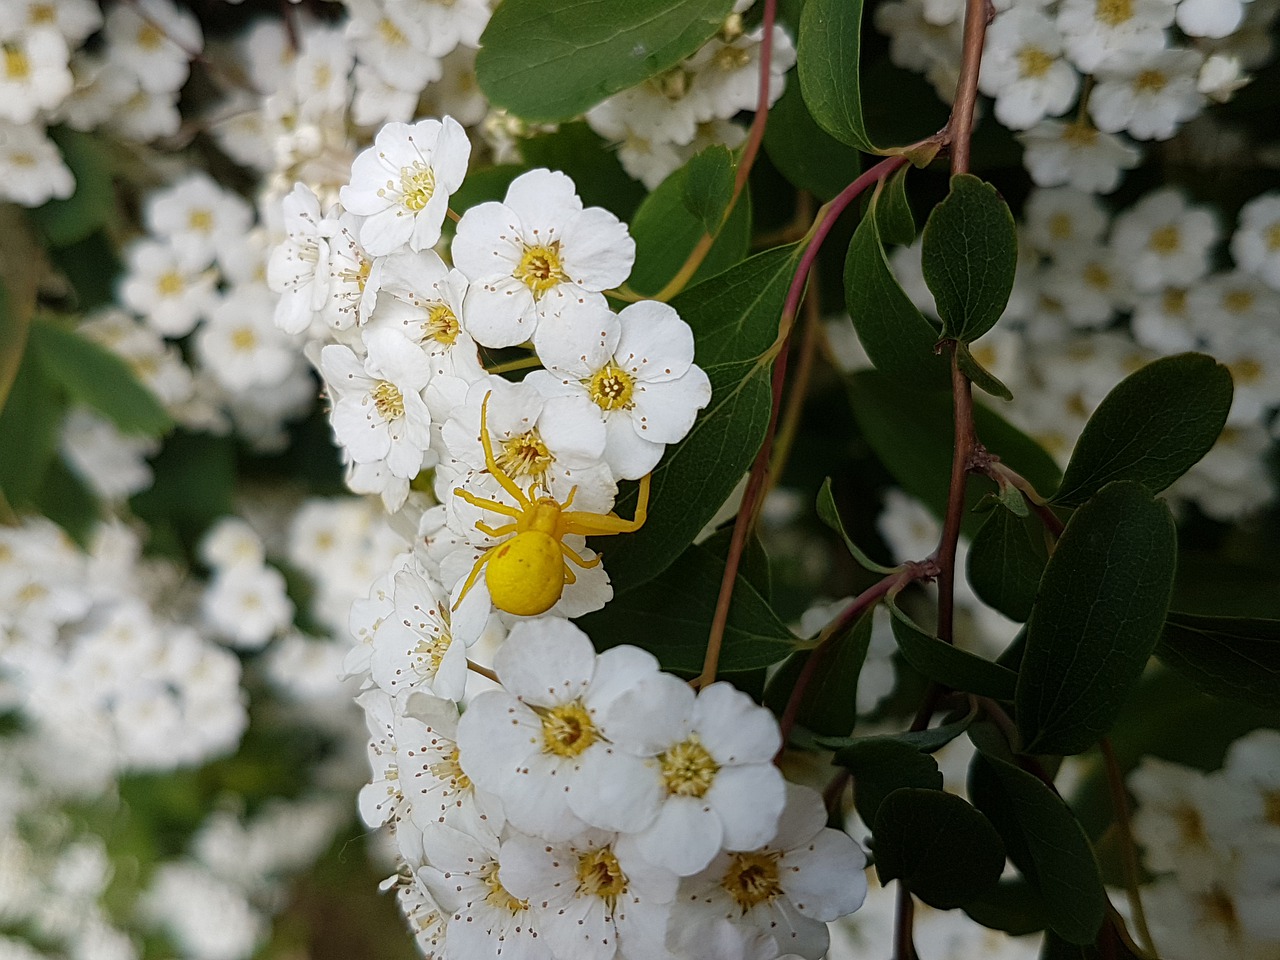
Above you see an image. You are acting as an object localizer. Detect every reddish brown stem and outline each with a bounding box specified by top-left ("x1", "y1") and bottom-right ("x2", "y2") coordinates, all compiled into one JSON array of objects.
[
  {"x1": 949, "y1": 0, "x2": 994, "y2": 176},
  {"x1": 933, "y1": 345, "x2": 976, "y2": 647}
]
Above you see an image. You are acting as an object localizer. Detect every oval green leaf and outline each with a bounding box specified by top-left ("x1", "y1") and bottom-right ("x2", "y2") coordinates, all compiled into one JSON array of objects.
[
  {"x1": 1157, "y1": 611, "x2": 1280, "y2": 709},
  {"x1": 763, "y1": 80, "x2": 862, "y2": 201},
  {"x1": 476, "y1": 0, "x2": 734, "y2": 122},
  {"x1": 873, "y1": 787, "x2": 1006, "y2": 910},
  {"x1": 967, "y1": 506, "x2": 1050, "y2": 623},
  {"x1": 921, "y1": 174, "x2": 1018, "y2": 343},
  {"x1": 797, "y1": 0, "x2": 876, "y2": 152},
  {"x1": 28, "y1": 128, "x2": 115, "y2": 248},
  {"x1": 1051, "y1": 353, "x2": 1233, "y2": 507},
  {"x1": 817, "y1": 476, "x2": 898, "y2": 574},
  {"x1": 1017, "y1": 481, "x2": 1177, "y2": 755},
  {"x1": 835, "y1": 736, "x2": 943, "y2": 827},
  {"x1": 889, "y1": 603, "x2": 1019, "y2": 700},
  {"x1": 765, "y1": 607, "x2": 874, "y2": 737}
]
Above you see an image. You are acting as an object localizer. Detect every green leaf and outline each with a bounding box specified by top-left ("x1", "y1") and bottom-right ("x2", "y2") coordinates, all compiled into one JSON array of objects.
[
  {"x1": 1040, "y1": 924, "x2": 1142, "y2": 960},
  {"x1": 29, "y1": 318, "x2": 172, "y2": 436},
  {"x1": 683, "y1": 145, "x2": 735, "y2": 232},
  {"x1": 846, "y1": 370, "x2": 1062, "y2": 540},
  {"x1": 577, "y1": 539, "x2": 797, "y2": 673},
  {"x1": 762, "y1": 80, "x2": 862, "y2": 202},
  {"x1": 0, "y1": 349, "x2": 62, "y2": 507},
  {"x1": 34, "y1": 456, "x2": 99, "y2": 546},
  {"x1": 627, "y1": 149, "x2": 752, "y2": 297},
  {"x1": 1157, "y1": 611, "x2": 1280, "y2": 708},
  {"x1": 476, "y1": 0, "x2": 734, "y2": 122},
  {"x1": 1052, "y1": 353, "x2": 1233, "y2": 507},
  {"x1": 835, "y1": 737, "x2": 942, "y2": 826},
  {"x1": 817, "y1": 476, "x2": 897, "y2": 573},
  {"x1": 967, "y1": 506, "x2": 1050, "y2": 623},
  {"x1": 47, "y1": 229, "x2": 121, "y2": 311},
  {"x1": 889, "y1": 603, "x2": 1019, "y2": 700},
  {"x1": 130, "y1": 432, "x2": 236, "y2": 556},
  {"x1": 28, "y1": 128, "x2": 115, "y2": 248},
  {"x1": 873, "y1": 788, "x2": 1006, "y2": 910},
  {"x1": 921, "y1": 174, "x2": 1018, "y2": 343},
  {"x1": 844, "y1": 191, "x2": 950, "y2": 388},
  {"x1": 957, "y1": 340, "x2": 1014, "y2": 401},
  {"x1": 873, "y1": 165, "x2": 915, "y2": 247},
  {"x1": 1017, "y1": 481, "x2": 1177, "y2": 755},
  {"x1": 968, "y1": 745, "x2": 1107, "y2": 945},
  {"x1": 520, "y1": 123, "x2": 646, "y2": 220},
  {"x1": 601, "y1": 246, "x2": 800, "y2": 591},
  {"x1": 797, "y1": 0, "x2": 876, "y2": 152},
  {"x1": 963, "y1": 878, "x2": 1049, "y2": 936},
  {"x1": 765, "y1": 608, "x2": 873, "y2": 737},
  {"x1": 449, "y1": 164, "x2": 527, "y2": 216},
  {"x1": 816, "y1": 706, "x2": 975, "y2": 754}
]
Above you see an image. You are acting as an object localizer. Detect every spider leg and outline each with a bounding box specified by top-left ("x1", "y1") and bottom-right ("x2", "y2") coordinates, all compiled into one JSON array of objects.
[
  {"x1": 561, "y1": 473, "x2": 651, "y2": 536},
  {"x1": 475, "y1": 520, "x2": 517, "y2": 539},
  {"x1": 561, "y1": 560, "x2": 578, "y2": 586},
  {"x1": 562, "y1": 485, "x2": 578, "y2": 510},
  {"x1": 454, "y1": 486, "x2": 522, "y2": 520},
  {"x1": 561, "y1": 541, "x2": 603, "y2": 570},
  {"x1": 477, "y1": 391, "x2": 532, "y2": 510},
  {"x1": 451, "y1": 545, "x2": 499, "y2": 611}
]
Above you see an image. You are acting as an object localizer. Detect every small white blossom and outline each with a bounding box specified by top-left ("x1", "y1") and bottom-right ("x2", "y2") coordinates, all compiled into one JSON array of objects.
[
  {"x1": 1018, "y1": 119, "x2": 1142, "y2": 193},
  {"x1": 1089, "y1": 49, "x2": 1204, "y2": 141},
  {"x1": 979, "y1": 8, "x2": 1080, "y2": 130}
]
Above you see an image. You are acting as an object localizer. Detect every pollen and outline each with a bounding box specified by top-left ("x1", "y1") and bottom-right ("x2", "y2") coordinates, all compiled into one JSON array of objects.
[
  {"x1": 425, "y1": 303, "x2": 460, "y2": 345},
  {"x1": 1148, "y1": 224, "x2": 1181, "y2": 254},
  {"x1": 28, "y1": 3, "x2": 56, "y2": 23},
  {"x1": 188, "y1": 208, "x2": 214, "y2": 232},
  {"x1": 3, "y1": 44, "x2": 30, "y2": 80},
  {"x1": 156, "y1": 271, "x2": 186, "y2": 296},
  {"x1": 399, "y1": 162, "x2": 437, "y2": 212},
  {"x1": 1266, "y1": 223, "x2": 1280, "y2": 251},
  {"x1": 372, "y1": 381, "x2": 406, "y2": 420},
  {"x1": 429, "y1": 746, "x2": 471, "y2": 791},
  {"x1": 585, "y1": 363, "x2": 636, "y2": 411},
  {"x1": 136, "y1": 22, "x2": 165, "y2": 50},
  {"x1": 1134, "y1": 70, "x2": 1168, "y2": 94},
  {"x1": 1224, "y1": 289, "x2": 1256, "y2": 313},
  {"x1": 1174, "y1": 803, "x2": 1208, "y2": 847},
  {"x1": 514, "y1": 242, "x2": 566, "y2": 298},
  {"x1": 1063, "y1": 123, "x2": 1099, "y2": 147},
  {"x1": 659, "y1": 736, "x2": 719, "y2": 798},
  {"x1": 1017, "y1": 46, "x2": 1054, "y2": 79},
  {"x1": 722, "y1": 851, "x2": 784, "y2": 912},
  {"x1": 1048, "y1": 212, "x2": 1073, "y2": 240},
  {"x1": 414, "y1": 631, "x2": 452, "y2": 673},
  {"x1": 497, "y1": 430, "x2": 551, "y2": 480},
  {"x1": 714, "y1": 44, "x2": 752, "y2": 72},
  {"x1": 484, "y1": 867, "x2": 528, "y2": 915},
  {"x1": 539, "y1": 700, "x2": 597, "y2": 758},
  {"x1": 1096, "y1": 0, "x2": 1134, "y2": 27},
  {"x1": 377, "y1": 17, "x2": 407, "y2": 46},
  {"x1": 230, "y1": 328, "x2": 257, "y2": 351},
  {"x1": 1162, "y1": 288, "x2": 1187, "y2": 314},
  {"x1": 1083, "y1": 263, "x2": 1111, "y2": 289},
  {"x1": 575, "y1": 846, "x2": 627, "y2": 911}
]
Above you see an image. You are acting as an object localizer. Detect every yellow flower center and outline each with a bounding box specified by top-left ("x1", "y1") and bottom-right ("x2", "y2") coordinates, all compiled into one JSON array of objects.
[
  {"x1": 722, "y1": 851, "x2": 784, "y2": 912},
  {"x1": 425, "y1": 303, "x2": 459, "y2": 345},
  {"x1": 1162, "y1": 288, "x2": 1187, "y2": 314},
  {"x1": 1224, "y1": 289, "x2": 1255, "y2": 314},
  {"x1": 378, "y1": 18, "x2": 407, "y2": 46},
  {"x1": 1148, "y1": 224, "x2": 1181, "y2": 254},
  {"x1": 585, "y1": 363, "x2": 636, "y2": 411},
  {"x1": 399, "y1": 163, "x2": 437, "y2": 212},
  {"x1": 372, "y1": 381, "x2": 405, "y2": 420},
  {"x1": 1200, "y1": 888, "x2": 1241, "y2": 937},
  {"x1": 1083, "y1": 263, "x2": 1111, "y2": 290},
  {"x1": 9, "y1": 151, "x2": 36, "y2": 167},
  {"x1": 652, "y1": 67, "x2": 690, "y2": 102},
  {"x1": 514, "y1": 243, "x2": 566, "y2": 298},
  {"x1": 156, "y1": 271, "x2": 185, "y2": 296},
  {"x1": 1063, "y1": 123, "x2": 1099, "y2": 147},
  {"x1": 1048, "y1": 212, "x2": 1073, "y2": 240},
  {"x1": 1266, "y1": 223, "x2": 1280, "y2": 251},
  {"x1": 188, "y1": 209, "x2": 214, "y2": 232},
  {"x1": 575, "y1": 846, "x2": 627, "y2": 912},
  {"x1": 429, "y1": 746, "x2": 471, "y2": 791},
  {"x1": 539, "y1": 700, "x2": 597, "y2": 758},
  {"x1": 659, "y1": 736, "x2": 719, "y2": 798},
  {"x1": 1096, "y1": 0, "x2": 1134, "y2": 27},
  {"x1": 136, "y1": 23, "x2": 165, "y2": 50},
  {"x1": 484, "y1": 867, "x2": 527, "y2": 914},
  {"x1": 230, "y1": 328, "x2": 257, "y2": 351},
  {"x1": 714, "y1": 45, "x2": 751, "y2": 71},
  {"x1": 1229, "y1": 358, "x2": 1264, "y2": 384},
  {"x1": 3, "y1": 45, "x2": 30, "y2": 80},
  {"x1": 1017, "y1": 47, "x2": 1054, "y2": 79},
  {"x1": 28, "y1": 4, "x2": 56, "y2": 24},
  {"x1": 1134, "y1": 70, "x2": 1168, "y2": 94},
  {"x1": 497, "y1": 429, "x2": 551, "y2": 480},
  {"x1": 1265, "y1": 790, "x2": 1280, "y2": 827},
  {"x1": 1174, "y1": 803, "x2": 1207, "y2": 847},
  {"x1": 970, "y1": 343, "x2": 998, "y2": 369}
]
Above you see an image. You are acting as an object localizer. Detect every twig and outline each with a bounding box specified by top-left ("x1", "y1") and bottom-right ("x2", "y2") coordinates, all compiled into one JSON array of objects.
[
  {"x1": 466, "y1": 659, "x2": 499, "y2": 683},
  {"x1": 767, "y1": 257, "x2": 822, "y2": 490},
  {"x1": 988, "y1": 462, "x2": 1066, "y2": 537},
  {"x1": 1101, "y1": 737, "x2": 1159, "y2": 956},
  {"x1": 895, "y1": 883, "x2": 917, "y2": 960},
  {"x1": 933, "y1": 346, "x2": 976, "y2": 647},
  {"x1": 948, "y1": 0, "x2": 994, "y2": 176}
]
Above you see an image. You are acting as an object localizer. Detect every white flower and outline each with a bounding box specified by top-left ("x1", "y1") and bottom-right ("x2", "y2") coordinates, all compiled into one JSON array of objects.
[
  {"x1": 978, "y1": 8, "x2": 1080, "y2": 130},
  {"x1": 109, "y1": 86, "x2": 181, "y2": 142},
  {"x1": 320, "y1": 330, "x2": 434, "y2": 479},
  {"x1": 143, "y1": 863, "x2": 265, "y2": 960},
  {"x1": 14, "y1": 0, "x2": 102, "y2": 46},
  {"x1": 199, "y1": 517, "x2": 265, "y2": 572},
  {"x1": 686, "y1": 24, "x2": 796, "y2": 125},
  {"x1": 119, "y1": 239, "x2": 219, "y2": 338},
  {"x1": 196, "y1": 285, "x2": 300, "y2": 392},
  {"x1": 603, "y1": 674, "x2": 787, "y2": 876},
  {"x1": 103, "y1": 0, "x2": 202, "y2": 95},
  {"x1": 1056, "y1": 0, "x2": 1176, "y2": 73},
  {"x1": 1129, "y1": 757, "x2": 1245, "y2": 886},
  {"x1": 1017, "y1": 119, "x2": 1141, "y2": 193},
  {"x1": 268, "y1": 184, "x2": 332, "y2": 334},
  {"x1": 1089, "y1": 49, "x2": 1204, "y2": 141},
  {"x1": 1109, "y1": 187, "x2": 1219, "y2": 291},
  {"x1": 0, "y1": 24, "x2": 72, "y2": 124},
  {"x1": 455, "y1": 619, "x2": 665, "y2": 840},
  {"x1": 344, "y1": 0, "x2": 443, "y2": 95},
  {"x1": 671, "y1": 783, "x2": 868, "y2": 960},
  {"x1": 1198, "y1": 53, "x2": 1250, "y2": 102},
  {"x1": 1023, "y1": 186, "x2": 1110, "y2": 252},
  {"x1": 339, "y1": 117, "x2": 471, "y2": 257},
  {"x1": 1231, "y1": 192, "x2": 1280, "y2": 290},
  {"x1": 452, "y1": 168, "x2": 636, "y2": 349},
  {"x1": 0, "y1": 120, "x2": 73, "y2": 206},
  {"x1": 146, "y1": 173, "x2": 253, "y2": 273},
  {"x1": 1131, "y1": 285, "x2": 1197, "y2": 352},
  {"x1": 1177, "y1": 0, "x2": 1251, "y2": 37},
  {"x1": 350, "y1": 63, "x2": 421, "y2": 127},
  {"x1": 202, "y1": 562, "x2": 294, "y2": 650},
  {"x1": 59, "y1": 409, "x2": 159, "y2": 502}
]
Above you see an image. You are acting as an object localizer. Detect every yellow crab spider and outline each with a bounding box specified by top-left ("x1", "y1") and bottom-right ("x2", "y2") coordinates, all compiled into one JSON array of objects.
[{"x1": 451, "y1": 392, "x2": 650, "y2": 617}]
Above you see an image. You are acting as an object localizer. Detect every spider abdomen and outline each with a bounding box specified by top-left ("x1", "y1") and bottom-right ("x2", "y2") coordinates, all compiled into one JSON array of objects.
[{"x1": 485, "y1": 531, "x2": 565, "y2": 616}]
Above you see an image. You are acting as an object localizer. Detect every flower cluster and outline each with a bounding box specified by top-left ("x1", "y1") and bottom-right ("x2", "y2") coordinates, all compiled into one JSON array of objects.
[{"x1": 875, "y1": 0, "x2": 1278, "y2": 193}]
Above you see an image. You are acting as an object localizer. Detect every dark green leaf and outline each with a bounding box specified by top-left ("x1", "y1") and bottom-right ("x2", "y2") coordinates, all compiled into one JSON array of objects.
[
  {"x1": 844, "y1": 192, "x2": 949, "y2": 387},
  {"x1": 520, "y1": 123, "x2": 647, "y2": 220},
  {"x1": 29, "y1": 318, "x2": 171, "y2": 436},
  {"x1": 957, "y1": 340, "x2": 1014, "y2": 401},
  {"x1": 35, "y1": 456, "x2": 99, "y2": 546},
  {"x1": 0, "y1": 349, "x2": 62, "y2": 507},
  {"x1": 968, "y1": 506, "x2": 1050, "y2": 623},
  {"x1": 1040, "y1": 923, "x2": 1142, "y2": 960},
  {"x1": 449, "y1": 164, "x2": 527, "y2": 215},
  {"x1": 815, "y1": 706, "x2": 976, "y2": 754},
  {"x1": 628, "y1": 150, "x2": 751, "y2": 297},
  {"x1": 963, "y1": 878, "x2": 1049, "y2": 936},
  {"x1": 601, "y1": 246, "x2": 800, "y2": 591},
  {"x1": 28, "y1": 128, "x2": 115, "y2": 248},
  {"x1": 476, "y1": 0, "x2": 734, "y2": 122},
  {"x1": 762, "y1": 80, "x2": 862, "y2": 201},
  {"x1": 817, "y1": 476, "x2": 897, "y2": 573},
  {"x1": 1017, "y1": 481, "x2": 1177, "y2": 755},
  {"x1": 846, "y1": 370, "x2": 1061, "y2": 539},
  {"x1": 968, "y1": 746, "x2": 1107, "y2": 945},
  {"x1": 873, "y1": 787, "x2": 1006, "y2": 910},
  {"x1": 797, "y1": 0, "x2": 875, "y2": 152},
  {"x1": 1052, "y1": 353, "x2": 1233, "y2": 507},
  {"x1": 47, "y1": 229, "x2": 120, "y2": 311},
  {"x1": 873, "y1": 166, "x2": 915, "y2": 246},
  {"x1": 683, "y1": 145, "x2": 735, "y2": 232},
  {"x1": 921, "y1": 175, "x2": 1018, "y2": 342},
  {"x1": 130, "y1": 433, "x2": 236, "y2": 555},
  {"x1": 765, "y1": 608, "x2": 874, "y2": 737},
  {"x1": 698, "y1": 525, "x2": 773, "y2": 603},
  {"x1": 1157, "y1": 611, "x2": 1280, "y2": 708},
  {"x1": 836, "y1": 736, "x2": 942, "y2": 826},
  {"x1": 889, "y1": 603, "x2": 1019, "y2": 700},
  {"x1": 577, "y1": 539, "x2": 797, "y2": 673}
]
